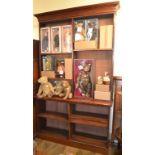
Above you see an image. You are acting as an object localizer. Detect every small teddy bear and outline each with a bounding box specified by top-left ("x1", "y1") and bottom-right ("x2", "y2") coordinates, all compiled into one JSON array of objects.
[
  {"x1": 37, "y1": 76, "x2": 55, "y2": 98},
  {"x1": 62, "y1": 81, "x2": 72, "y2": 99},
  {"x1": 54, "y1": 81, "x2": 72, "y2": 99}
]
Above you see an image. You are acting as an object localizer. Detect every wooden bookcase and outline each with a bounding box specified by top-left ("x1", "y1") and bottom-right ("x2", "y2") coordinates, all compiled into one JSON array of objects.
[{"x1": 34, "y1": 1, "x2": 119, "y2": 154}]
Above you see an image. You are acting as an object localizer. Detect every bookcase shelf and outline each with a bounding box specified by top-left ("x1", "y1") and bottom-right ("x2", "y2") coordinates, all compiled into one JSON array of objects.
[
  {"x1": 34, "y1": 1, "x2": 119, "y2": 153},
  {"x1": 70, "y1": 114, "x2": 108, "y2": 128},
  {"x1": 35, "y1": 96, "x2": 112, "y2": 107},
  {"x1": 41, "y1": 52, "x2": 72, "y2": 55},
  {"x1": 73, "y1": 48, "x2": 113, "y2": 52},
  {"x1": 38, "y1": 111, "x2": 68, "y2": 122}
]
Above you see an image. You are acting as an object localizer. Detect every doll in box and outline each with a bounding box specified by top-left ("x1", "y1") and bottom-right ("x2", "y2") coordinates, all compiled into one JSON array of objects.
[{"x1": 76, "y1": 62, "x2": 92, "y2": 97}]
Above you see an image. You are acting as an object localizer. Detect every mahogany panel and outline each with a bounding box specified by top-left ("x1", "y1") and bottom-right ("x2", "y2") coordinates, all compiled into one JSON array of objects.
[{"x1": 35, "y1": 2, "x2": 119, "y2": 23}]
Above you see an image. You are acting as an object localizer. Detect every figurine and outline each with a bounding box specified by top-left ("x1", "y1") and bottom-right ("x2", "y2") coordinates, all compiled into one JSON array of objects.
[
  {"x1": 75, "y1": 21, "x2": 85, "y2": 41},
  {"x1": 37, "y1": 76, "x2": 55, "y2": 98},
  {"x1": 97, "y1": 76, "x2": 103, "y2": 85},
  {"x1": 54, "y1": 81, "x2": 72, "y2": 99},
  {"x1": 76, "y1": 63, "x2": 92, "y2": 97},
  {"x1": 62, "y1": 81, "x2": 73, "y2": 99},
  {"x1": 54, "y1": 81, "x2": 64, "y2": 97},
  {"x1": 103, "y1": 72, "x2": 110, "y2": 85}
]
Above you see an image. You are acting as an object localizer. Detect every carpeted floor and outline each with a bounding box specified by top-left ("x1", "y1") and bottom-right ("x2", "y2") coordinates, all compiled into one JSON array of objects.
[{"x1": 34, "y1": 138, "x2": 102, "y2": 155}]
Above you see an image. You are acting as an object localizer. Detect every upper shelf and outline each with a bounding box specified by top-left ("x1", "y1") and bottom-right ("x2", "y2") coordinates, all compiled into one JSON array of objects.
[
  {"x1": 73, "y1": 48, "x2": 113, "y2": 52},
  {"x1": 41, "y1": 52, "x2": 72, "y2": 55},
  {"x1": 34, "y1": 1, "x2": 120, "y2": 23},
  {"x1": 35, "y1": 96, "x2": 112, "y2": 107}
]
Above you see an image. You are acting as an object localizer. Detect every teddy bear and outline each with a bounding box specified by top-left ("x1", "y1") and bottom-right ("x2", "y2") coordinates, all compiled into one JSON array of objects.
[
  {"x1": 62, "y1": 81, "x2": 73, "y2": 99},
  {"x1": 37, "y1": 76, "x2": 55, "y2": 98},
  {"x1": 54, "y1": 81, "x2": 72, "y2": 99},
  {"x1": 76, "y1": 63, "x2": 92, "y2": 97}
]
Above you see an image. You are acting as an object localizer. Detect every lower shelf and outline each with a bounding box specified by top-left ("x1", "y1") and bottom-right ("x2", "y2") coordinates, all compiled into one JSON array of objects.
[
  {"x1": 37, "y1": 127, "x2": 69, "y2": 140},
  {"x1": 72, "y1": 131, "x2": 108, "y2": 148},
  {"x1": 37, "y1": 129, "x2": 108, "y2": 154}
]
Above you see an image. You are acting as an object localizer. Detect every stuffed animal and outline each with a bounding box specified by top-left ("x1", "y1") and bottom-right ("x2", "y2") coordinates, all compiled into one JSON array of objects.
[
  {"x1": 62, "y1": 81, "x2": 73, "y2": 99},
  {"x1": 76, "y1": 63, "x2": 92, "y2": 97},
  {"x1": 54, "y1": 81, "x2": 64, "y2": 97},
  {"x1": 54, "y1": 81, "x2": 72, "y2": 99},
  {"x1": 37, "y1": 76, "x2": 55, "y2": 98}
]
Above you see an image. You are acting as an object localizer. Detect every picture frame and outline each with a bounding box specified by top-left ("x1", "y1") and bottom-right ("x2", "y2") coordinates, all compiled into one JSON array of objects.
[
  {"x1": 51, "y1": 26, "x2": 61, "y2": 53},
  {"x1": 74, "y1": 59, "x2": 94, "y2": 98},
  {"x1": 62, "y1": 25, "x2": 72, "y2": 53},
  {"x1": 40, "y1": 27, "x2": 50, "y2": 53}
]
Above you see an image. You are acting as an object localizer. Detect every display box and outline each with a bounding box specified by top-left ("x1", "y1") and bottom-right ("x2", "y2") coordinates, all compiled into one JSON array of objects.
[
  {"x1": 41, "y1": 71, "x2": 55, "y2": 78},
  {"x1": 65, "y1": 58, "x2": 72, "y2": 79},
  {"x1": 74, "y1": 40, "x2": 97, "y2": 50},
  {"x1": 62, "y1": 25, "x2": 72, "y2": 53},
  {"x1": 96, "y1": 84, "x2": 110, "y2": 92},
  {"x1": 94, "y1": 91, "x2": 111, "y2": 101}
]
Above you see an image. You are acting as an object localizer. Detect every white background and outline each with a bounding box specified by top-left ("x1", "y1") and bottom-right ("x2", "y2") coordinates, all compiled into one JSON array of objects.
[{"x1": 0, "y1": 0, "x2": 155, "y2": 155}]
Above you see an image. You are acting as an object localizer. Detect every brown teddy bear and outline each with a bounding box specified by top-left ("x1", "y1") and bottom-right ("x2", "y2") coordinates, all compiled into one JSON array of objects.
[
  {"x1": 62, "y1": 81, "x2": 72, "y2": 99},
  {"x1": 37, "y1": 76, "x2": 55, "y2": 98},
  {"x1": 54, "y1": 81, "x2": 72, "y2": 99}
]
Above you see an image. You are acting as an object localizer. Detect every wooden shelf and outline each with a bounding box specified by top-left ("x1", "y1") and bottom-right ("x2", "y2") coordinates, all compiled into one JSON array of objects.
[
  {"x1": 41, "y1": 52, "x2": 72, "y2": 55},
  {"x1": 48, "y1": 77, "x2": 72, "y2": 81},
  {"x1": 38, "y1": 111, "x2": 68, "y2": 122},
  {"x1": 38, "y1": 127, "x2": 69, "y2": 139},
  {"x1": 35, "y1": 96, "x2": 112, "y2": 107},
  {"x1": 72, "y1": 132, "x2": 108, "y2": 148},
  {"x1": 72, "y1": 111, "x2": 108, "y2": 119},
  {"x1": 34, "y1": 1, "x2": 119, "y2": 151},
  {"x1": 73, "y1": 48, "x2": 112, "y2": 52},
  {"x1": 70, "y1": 114, "x2": 108, "y2": 128}
]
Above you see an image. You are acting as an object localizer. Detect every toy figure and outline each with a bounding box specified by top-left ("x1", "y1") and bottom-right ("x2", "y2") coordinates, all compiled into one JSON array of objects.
[
  {"x1": 37, "y1": 76, "x2": 55, "y2": 98},
  {"x1": 76, "y1": 63, "x2": 92, "y2": 97},
  {"x1": 86, "y1": 20, "x2": 98, "y2": 41},
  {"x1": 75, "y1": 21, "x2": 85, "y2": 41},
  {"x1": 56, "y1": 59, "x2": 65, "y2": 78},
  {"x1": 103, "y1": 72, "x2": 110, "y2": 85},
  {"x1": 54, "y1": 81, "x2": 72, "y2": 99},
  {"x1": 42, "y1": 31, "x2": 49, "y2": 52},
  {"x1": 64, "y1": 29, "x2": 72, "y2": 52}
]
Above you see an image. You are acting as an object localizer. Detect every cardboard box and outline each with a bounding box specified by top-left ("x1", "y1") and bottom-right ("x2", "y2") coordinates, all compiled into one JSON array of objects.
[
  {"x1": 94, "y1": 91, "x2": 111, "y2": 101},
  {"x1": 96, "y1": 84, "x2": 110, "y2": 92},
  {"x1": 99, "y1": 25, "x2": 113, "y2": 49},
  {"x1": 41, "y1": 71, "x2": 55, "y2": 78},
  {"x1": 74, "y1": 40, "x2": 97, "y2": 50},
  {"x1": 65, "y1": 58, "x2": 72, "y2": 79}
]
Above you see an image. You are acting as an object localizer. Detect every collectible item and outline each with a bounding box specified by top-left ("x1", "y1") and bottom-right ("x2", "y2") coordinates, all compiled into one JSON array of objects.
[
  {"x1": 86, "y1": 18, "x2": 98, "y2": 41},
  {"x1": 51, "y1": 26, "x2": 61, "y2": 52},
  {"x1": 97, "y1": 76, "x2": 103, "y2": 85},
  {"x1": 103, "y1": 72, "x2": 110, "y2": 85},
  {"x1": 74, "y1": 20, "x2": 86, "y2": 41},
  {"x1": 54, "y1": 81, "x2": 72, "y2": 99},
  {"x1": 74, "y1": 59, "x2": 94, "y2": 97},
  {"x1": 37, "y1": 76, "x2": 55, "y2": 98},
  {"x1": 42, "y1": 55, "x2": 54, "y2": 71},
  {"x1": 56, "y1": 59, "x2": 65, "y2": 78},
  {"x1": 40, "y1": 27, "x2": 50, "y2": 53},
  {"x1": 62, "y1": 25, "x2": 72, "y2": 53}
]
